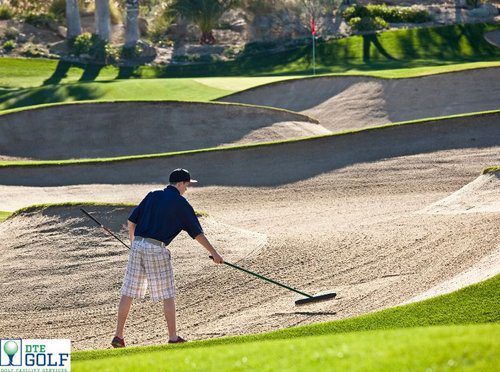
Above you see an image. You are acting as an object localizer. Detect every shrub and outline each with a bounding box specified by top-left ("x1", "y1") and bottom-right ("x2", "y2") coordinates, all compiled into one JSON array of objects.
[
  {"x1": 109, "y1": 1, "x2": 122, "y2": 25},
  {"x1": 343, "y1": 4, "x2": 431, "y2": 24},
  {"x1": 3, "y1": 27, "x2": 20, "y2": 41},
  {"x1": 348, "y1": 16, "x2": 388, "y2": 32},
  {"x1": 104, "y1": 43, "x2": 120, "y2": 63},
  {"x1": 121, "y1": 43, "x2": 143, "y2": 59},
  {"x1": 148, "y1": 8, "x2": 174, "y2": 43},
  {"x1": 2, "y1": 40, "x2": 16, "y2": 52},
  {"x1": 24, "y1": 12, "x2": 58, "y2": 28},
  {"x1": 466, "y1": 0, "x2": 482, "y2": 8},
  {"x1": 0, "y1": 4, "x2": 14, "y2": 20},
  {"x1": 69, "y1": 32, "x2": 107, "y2": 61},
  {"x1": 69, "y1": 32, "x2": 94, "y2": 55},
  {"x1": 49, "y1": 0, "x2": 66, "y2": 20},
  {"x1": 21, "y1": 43, "x2": 46, "y2": 57}
]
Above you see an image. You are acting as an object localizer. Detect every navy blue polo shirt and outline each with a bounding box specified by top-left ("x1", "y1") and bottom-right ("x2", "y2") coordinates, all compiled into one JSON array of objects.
[{"x1": 128, "y1": 185, "x2": 203, "y2": 245}]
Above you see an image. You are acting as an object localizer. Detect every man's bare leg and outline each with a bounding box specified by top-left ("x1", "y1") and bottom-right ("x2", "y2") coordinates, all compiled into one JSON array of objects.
[
  {"x1": 115, "y1": 295, "x2": 133, "y2": 338},
  {"x1": 163, "y1": 298, "x2": 177, "y2": 341}
]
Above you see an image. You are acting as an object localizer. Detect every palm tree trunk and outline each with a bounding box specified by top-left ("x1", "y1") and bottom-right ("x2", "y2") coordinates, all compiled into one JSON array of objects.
[
  {"x1": 95, "y1": 0, "x2": 111, "y2": 41},
  {"x1": 66, "y1": 0, "x2": 81, "y2": 39},
  {"x1": 124, "y1": 0, "x2": 139, "y2": 47}
]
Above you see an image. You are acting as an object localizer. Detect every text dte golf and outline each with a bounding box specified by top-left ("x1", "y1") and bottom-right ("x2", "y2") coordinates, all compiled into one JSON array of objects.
[{"x1": 23, "y1": 345, "x2": 69, "y2": 367}]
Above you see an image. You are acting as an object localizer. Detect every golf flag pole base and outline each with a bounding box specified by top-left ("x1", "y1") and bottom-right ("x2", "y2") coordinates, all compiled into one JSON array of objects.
[{"x1": 209, "y1": 256, "x2": 337, "y2": 306}]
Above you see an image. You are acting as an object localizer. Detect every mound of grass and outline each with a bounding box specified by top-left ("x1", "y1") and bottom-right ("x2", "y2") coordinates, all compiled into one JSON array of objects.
[
  {"x1": 74, "y1": 323, "x2": 499, "y2": 371},
  {"x1": 482, "y1": 166, "x2": 500, "y2": 175},
  {"x1": 74, "y1": 273, "x2": 500, "y2": 362},
  {"x1": 0, "y1": 79, "x2": 233, "y2": 111},
  {"x1": 0, "y1": 211, "x2": 11, "y2": 222},
  {"x1": 149, "y1": 23, "x2": 500, "y2": 77},
  {"x1": 7, "y1": 202, "x2": 207, "y2": 219}
]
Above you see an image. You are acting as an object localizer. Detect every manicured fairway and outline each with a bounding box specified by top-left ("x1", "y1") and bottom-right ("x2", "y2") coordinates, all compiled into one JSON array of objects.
[
  {"x1": 73, "y1": 324, "x2": 499, "y2": 372},
  {"x1": 0, "y1": 79, "x2": 233, "y2": 111}
]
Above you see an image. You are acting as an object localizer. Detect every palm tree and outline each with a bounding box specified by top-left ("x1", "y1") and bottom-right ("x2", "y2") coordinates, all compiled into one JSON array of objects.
[
  {"x1": 66, "y1": 0, "x2": 81, "y2": 39},
  {"x1": 95, "y1": 0, "x2": 111, "y2": 41},
  {"x1": 124, "y1": 0, "x2": 140, "y2": 47},
  {"x1": 170, "y1": 0, "x2": 239, "y2": 44}
]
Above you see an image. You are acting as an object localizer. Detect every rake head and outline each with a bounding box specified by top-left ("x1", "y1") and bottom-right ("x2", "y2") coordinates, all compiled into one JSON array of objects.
[{"x1": 295, "y1": 292, "x2": 337, "y2": 306}]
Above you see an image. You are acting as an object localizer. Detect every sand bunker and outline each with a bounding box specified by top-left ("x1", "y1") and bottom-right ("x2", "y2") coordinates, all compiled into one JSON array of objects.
[
  {"x1": 0, "y1": 111, "x2": 497, "y2": 187},
  {"x1": 0, "y1": 101, "x2": 326, "y2": 160},
  {"x1": 1, "y1": 68, "x2": 499, "y2": 351},
  {"x1": 220, "y1": 68, "x2": 500, "y2": 131},
  {"x1": 422, "y1": 171, "x2": 500, "y2": 214}
]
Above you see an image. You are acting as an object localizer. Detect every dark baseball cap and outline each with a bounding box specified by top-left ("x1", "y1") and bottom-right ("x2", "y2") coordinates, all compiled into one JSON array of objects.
[{"x1": 169, "y1": 168, "x2": 198, "y2": 183}]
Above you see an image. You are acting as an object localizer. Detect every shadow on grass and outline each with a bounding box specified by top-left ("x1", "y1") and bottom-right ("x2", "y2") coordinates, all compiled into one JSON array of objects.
[
  {"x1": 0, "y1": 84, "x2": 105, "y2": 111},
  {"x1": 146, "y1": 23, "x2": 499, "y2": 78}
]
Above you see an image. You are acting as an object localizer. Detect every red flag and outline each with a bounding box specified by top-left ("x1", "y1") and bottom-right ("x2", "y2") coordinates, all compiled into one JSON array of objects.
[{"x1": 311, "y1": 16, "x2": 316, "y2": 36}]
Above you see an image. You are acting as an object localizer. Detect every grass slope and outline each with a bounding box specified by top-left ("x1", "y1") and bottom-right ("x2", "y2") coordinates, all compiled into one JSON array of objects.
[
  {"x1": 74, "y1": 274, "x2": 500, "y2": 361},
  {"x1": 1, "y1": 23, "x2": 499, "y2": 110},
  {"x1": 145, "y1": 23, "x2": 500, "y2": 77},
  {"x1": 482, "y1": 166, "x2": 500, "y2": 174},
  {"x1": 0, "y1": 79, "x2": 233, "y2": 111},
  {"x1": 5, "y1": 202, "x2": 207, "y2": 218},
  {"x1": 0, "y1": 109, "x2": 497, "y2": 167},
  {"x1": 0, "y1": 211, "x2": 11, "y2": 222},
  {"x1": 74, "y1": 324, "x2": 499, "y2": 371}
]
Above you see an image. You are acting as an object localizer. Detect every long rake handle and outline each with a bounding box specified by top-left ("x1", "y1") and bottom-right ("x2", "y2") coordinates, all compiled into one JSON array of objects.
[
  {"x1": 80, "y1": 208, "x2": 130, "y2": 249},
  {"x1": 210, "y1": 256, "x2": 312, "y2": 298}
]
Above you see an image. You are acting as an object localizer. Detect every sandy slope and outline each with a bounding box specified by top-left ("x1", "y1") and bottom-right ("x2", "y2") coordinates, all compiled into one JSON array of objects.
[
  {"x1": 0, "y1": 113, "x2": 498, "y2": 350},
  {"x1": 220, "y1": 68, "x2": 500, "y2": 131},
  {"x1": 0, "y1": 111, "x2": 498, "y2": 187},
  {"x1": 0, "y1": 101, "x2": 326, "y2": 160}
]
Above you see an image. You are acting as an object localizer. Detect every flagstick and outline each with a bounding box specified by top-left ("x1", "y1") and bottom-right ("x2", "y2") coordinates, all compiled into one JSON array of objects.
[{"x1": 312, "y1": 33, "x2": 316, "y2": 75}]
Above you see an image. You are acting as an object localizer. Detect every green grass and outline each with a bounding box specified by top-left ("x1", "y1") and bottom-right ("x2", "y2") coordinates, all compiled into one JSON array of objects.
[
  {"x1": 1, "y1": 23, "x2": 499, "y2": 110},
  {"x1": 6, "y1": 202, "x2": 207, "y2": 218},
  {"x1": 74, "y1": 324, "x2": 499, "y2": 371},
  {"x1": 0, "y1": 210, "x2": 11, "y2": 222},
  {"x1": 138, "y1": 23, "x2": 500, "y2": 78},
  {"x1": 0, "y1": 109, "x2": 497, "y2": 167},
  {"x1": 482, "y1": 166, "x2": 500, "y2": 174},
  {"x1": 73, "y1": 274, "x2": 500, "y2": 370},
  {"x1": 0, "y1": 79, "x2": 234, "y2": 111}
]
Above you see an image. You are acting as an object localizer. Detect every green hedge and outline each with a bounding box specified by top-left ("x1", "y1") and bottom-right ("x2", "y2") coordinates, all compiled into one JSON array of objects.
[{"x1": 344, "y1": 4, "x2": 432, "y2": 25}]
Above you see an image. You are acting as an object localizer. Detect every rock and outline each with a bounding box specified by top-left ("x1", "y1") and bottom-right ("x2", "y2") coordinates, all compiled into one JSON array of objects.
[
  {"x1": 49, "y1": 40, "x2": 69, "y2": 54},
  {"x1": 470, "y1": 3, "x2": 498, "y2": 18},
  {"x1": 230, "y1": 18, "x2": 246, "y2": 32},
  {"x1": 48, "y1": 19, "x2": 60, "y2": 33},
  {"x1": 57, "y1": 26, "x2": 67, "y2": 38},
  {"x1": 137, "y1": 39, "x2": 156, "y2": 59},
  {"x1": 17, "y1": 33, "x2": 27, "y2": 43}
]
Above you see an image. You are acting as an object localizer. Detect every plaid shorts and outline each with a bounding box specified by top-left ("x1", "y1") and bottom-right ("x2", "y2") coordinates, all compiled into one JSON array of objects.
[{"x1": 120, "y1": 238, "x2": 175, "y2": 300}]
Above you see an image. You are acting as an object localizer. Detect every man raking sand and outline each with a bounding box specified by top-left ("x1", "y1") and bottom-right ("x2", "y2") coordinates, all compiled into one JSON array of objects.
[{"x1": 111, "y1": 168, "x2": 224, "y2": 348}]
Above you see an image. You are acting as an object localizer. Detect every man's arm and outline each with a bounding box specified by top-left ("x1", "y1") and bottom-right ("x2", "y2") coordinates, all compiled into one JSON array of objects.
[
  {"x1": 195, "y1": 233, "x2": 223, "y2": 264},
  {"x1": 128, "y1": 220, "x2": 136, "y2": 243}
]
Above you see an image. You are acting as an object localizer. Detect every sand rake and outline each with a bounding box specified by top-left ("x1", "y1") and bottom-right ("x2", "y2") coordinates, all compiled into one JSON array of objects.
[
  {"x1": 80, "y1": 208, "x2": 336, "y2": 306},
  {"x1": 209, "y1": 256, "x2": 336, "y2": 306}
]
